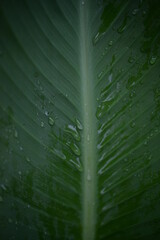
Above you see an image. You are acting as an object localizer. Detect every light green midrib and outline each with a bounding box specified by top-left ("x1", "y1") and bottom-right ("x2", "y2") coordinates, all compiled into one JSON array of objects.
[{"x1": 80, "y1": 2, "x2": 97, "y2": 240}]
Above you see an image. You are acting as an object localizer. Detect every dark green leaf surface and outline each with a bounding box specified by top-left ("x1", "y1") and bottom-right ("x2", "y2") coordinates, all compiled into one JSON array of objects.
[{"x1": 0, "y1": 0, "x2": 160, "y2": 239}]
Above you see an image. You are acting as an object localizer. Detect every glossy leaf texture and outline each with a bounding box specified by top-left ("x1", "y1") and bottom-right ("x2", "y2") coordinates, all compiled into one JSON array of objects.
[{"x1": 0, "y1": 0, "x2": 160, "y2": 240}]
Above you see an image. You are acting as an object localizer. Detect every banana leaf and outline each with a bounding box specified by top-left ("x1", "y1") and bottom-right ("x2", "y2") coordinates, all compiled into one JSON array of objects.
[{"x1": 0, "y1": 0, "x2": 160, "y2": 239}]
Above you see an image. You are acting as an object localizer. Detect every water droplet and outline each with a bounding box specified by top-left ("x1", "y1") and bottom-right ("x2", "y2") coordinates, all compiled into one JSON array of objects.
[
  {"x1": 14, "y1": 129, "x2": 18, "y2": 138},
  {"x1": 132, "y1": 9, "x2": 139, "y2": 15},
  {"x1": 70, "y1": 143, "x2": 81, "y2": 156},
  {"x1": 97, "y1": 71, "x2": 104, "y2": 79},
  {"x1": 75, "y1": 118, "x2": 83, "y2": 130},
  {"x1": 150, "y1": 131, "x2": 154, "y2": 137},
  {"x1": 93, "y1": 32, "x2": 100, "y2": 45},
  {"x1": 108, "y1": 40, "x2": 113, "y2": 46},
  {"x1": 45, "y1": 110, "x2": 49, "y2": 116},
  {"x1": 96, "y1": 105, "x2": 103, "y2": 119},
  {"x1": 26, "y1": 157, "x2": 30, "y2": 162},
  {"x1": 54, "y1": 148, "x2": 66, "y2": 160},
  {"x1": 96, "y1": 99, "x2": 113, "y2": 119},
  {"x1": 82, "y1": 1, "x2": 85, "y2": 5},
  {"x1": 19, "y1": 146, "x2": 23, "y2": 151},
  {"x1": 126, "y1": 76, "x2": 136, "y2": 89},
  {"x1": 144, "y1": 140, "x2": 148, "y2": 146},
  {"x1": 27, "y1": 204, "x2": 30, "y2": 208},
  {"x1": 129, "y1": 90, "x2": 136, "y2": 98},
  {"x1": 102, "y1": 47, "x2": 108, "y2": 56},
  {"x1": 130, "y1": 121, "x2": 135, "y2": 128},
  {"x1": 48, "y1": 116, "x2": 55, "y2": 126},
  {"x1": 117, "y1": 16, "x2": 127, "y2": 33},
  {"x1": 0, "y1": 196, "x2": 3, "y2": 202},
  {"x1": 65, "y1": 124, "x2": 80, "y2": 141},
  {"x1": 149, "y1": 56, "x2": 157, "y2": 65},
  {"x1": 69, "y1": 158, "x2": 83, "y2": 172},
  {"x1": 87, "y1": 170, "x2": 91, "y2": 181},
  {"x1": 18, "y1": 171, "x2": 22, "y2": 175},
  {"x1": 40, "y1": 121, "x2": 44, "y2": 128},
  {"x1": 1, "y1": 184, "x2": 7, "y2": 191}
]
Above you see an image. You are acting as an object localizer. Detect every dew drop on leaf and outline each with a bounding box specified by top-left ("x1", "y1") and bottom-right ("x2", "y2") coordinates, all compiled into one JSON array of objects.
[
  {"x1": 45, "y1": 110, "x2": 49, "y2": 116},
  {"x1": 69, "y1": 158, "x2": 83, "y2": 172},
  {"x1": 75, "y1": 118, "x2": 83, "y2": 130},
  {"x1": 48, "y1": 116, "x2": 55, "y2": 126},
  {"x1": 1, "y1": 184, "x2": 7, "y2": 191},
  {"x1": 144, "y1": 140, "x2": 148, "y2": 146},
  {"x1": 70, "y1": 142, "x2": 81, "y2": 156},
  {"x1": 126, "y1": 76, "x2": 136, "y2": 89},
  {"x1": 108, "y1": 40, "x2": 113, "y2": 46},
  {"x1": 26, "y1": 157, "x2": 30, "y2": 162},
  {"x1": 129, "y1": 90, "x2": 136, "y2": 98},
  {"x1": 149, "y1": 56, "x2": 157, "y2": 65},
  {"x1": 19, "y1": 146, "x2": 23, "y2": 151},
  {"x1": 102, "y1": 46, "x2": 108, "y2": 57},
  {"x1": 117, "y1": 16, "x2": 127, "y2": 33},
  {"x1": 65, "y1": 124, "x2": 80, "y2": 141},
  {"x1": 40, "y1": 121, "x2": 44, "y2": 128},
  {"x1": 132, "y1": 9, "x2": 139, "y2": 15},
  {"x1": 93, "y1": 32, "x2": 100, "y2": 45},
  {"x1": 96, "y1": 105, "x2": 102, "y2": 119},
  {"x1": 14, "y1": 129, "x2": 18, "y2": 138},
  {"x1": 87, "y1": 134, "x2": 90, "y2": 142},
  {"x1": 97, "y1": 71, "x2": 104, "y2": 79},
  {"x1": 54, "y1": 148, "x2": 66, "y2": 160}
]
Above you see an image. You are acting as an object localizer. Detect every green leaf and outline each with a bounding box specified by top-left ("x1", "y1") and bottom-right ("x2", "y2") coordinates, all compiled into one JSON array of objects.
[{"x1": 0, "y1": 0, "x2": 160, "y2": 239}]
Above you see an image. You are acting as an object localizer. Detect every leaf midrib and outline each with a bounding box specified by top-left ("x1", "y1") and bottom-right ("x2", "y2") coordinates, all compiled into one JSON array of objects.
[{"x1": 80, "y1": 2, "x2": 97, "y2": 240}]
